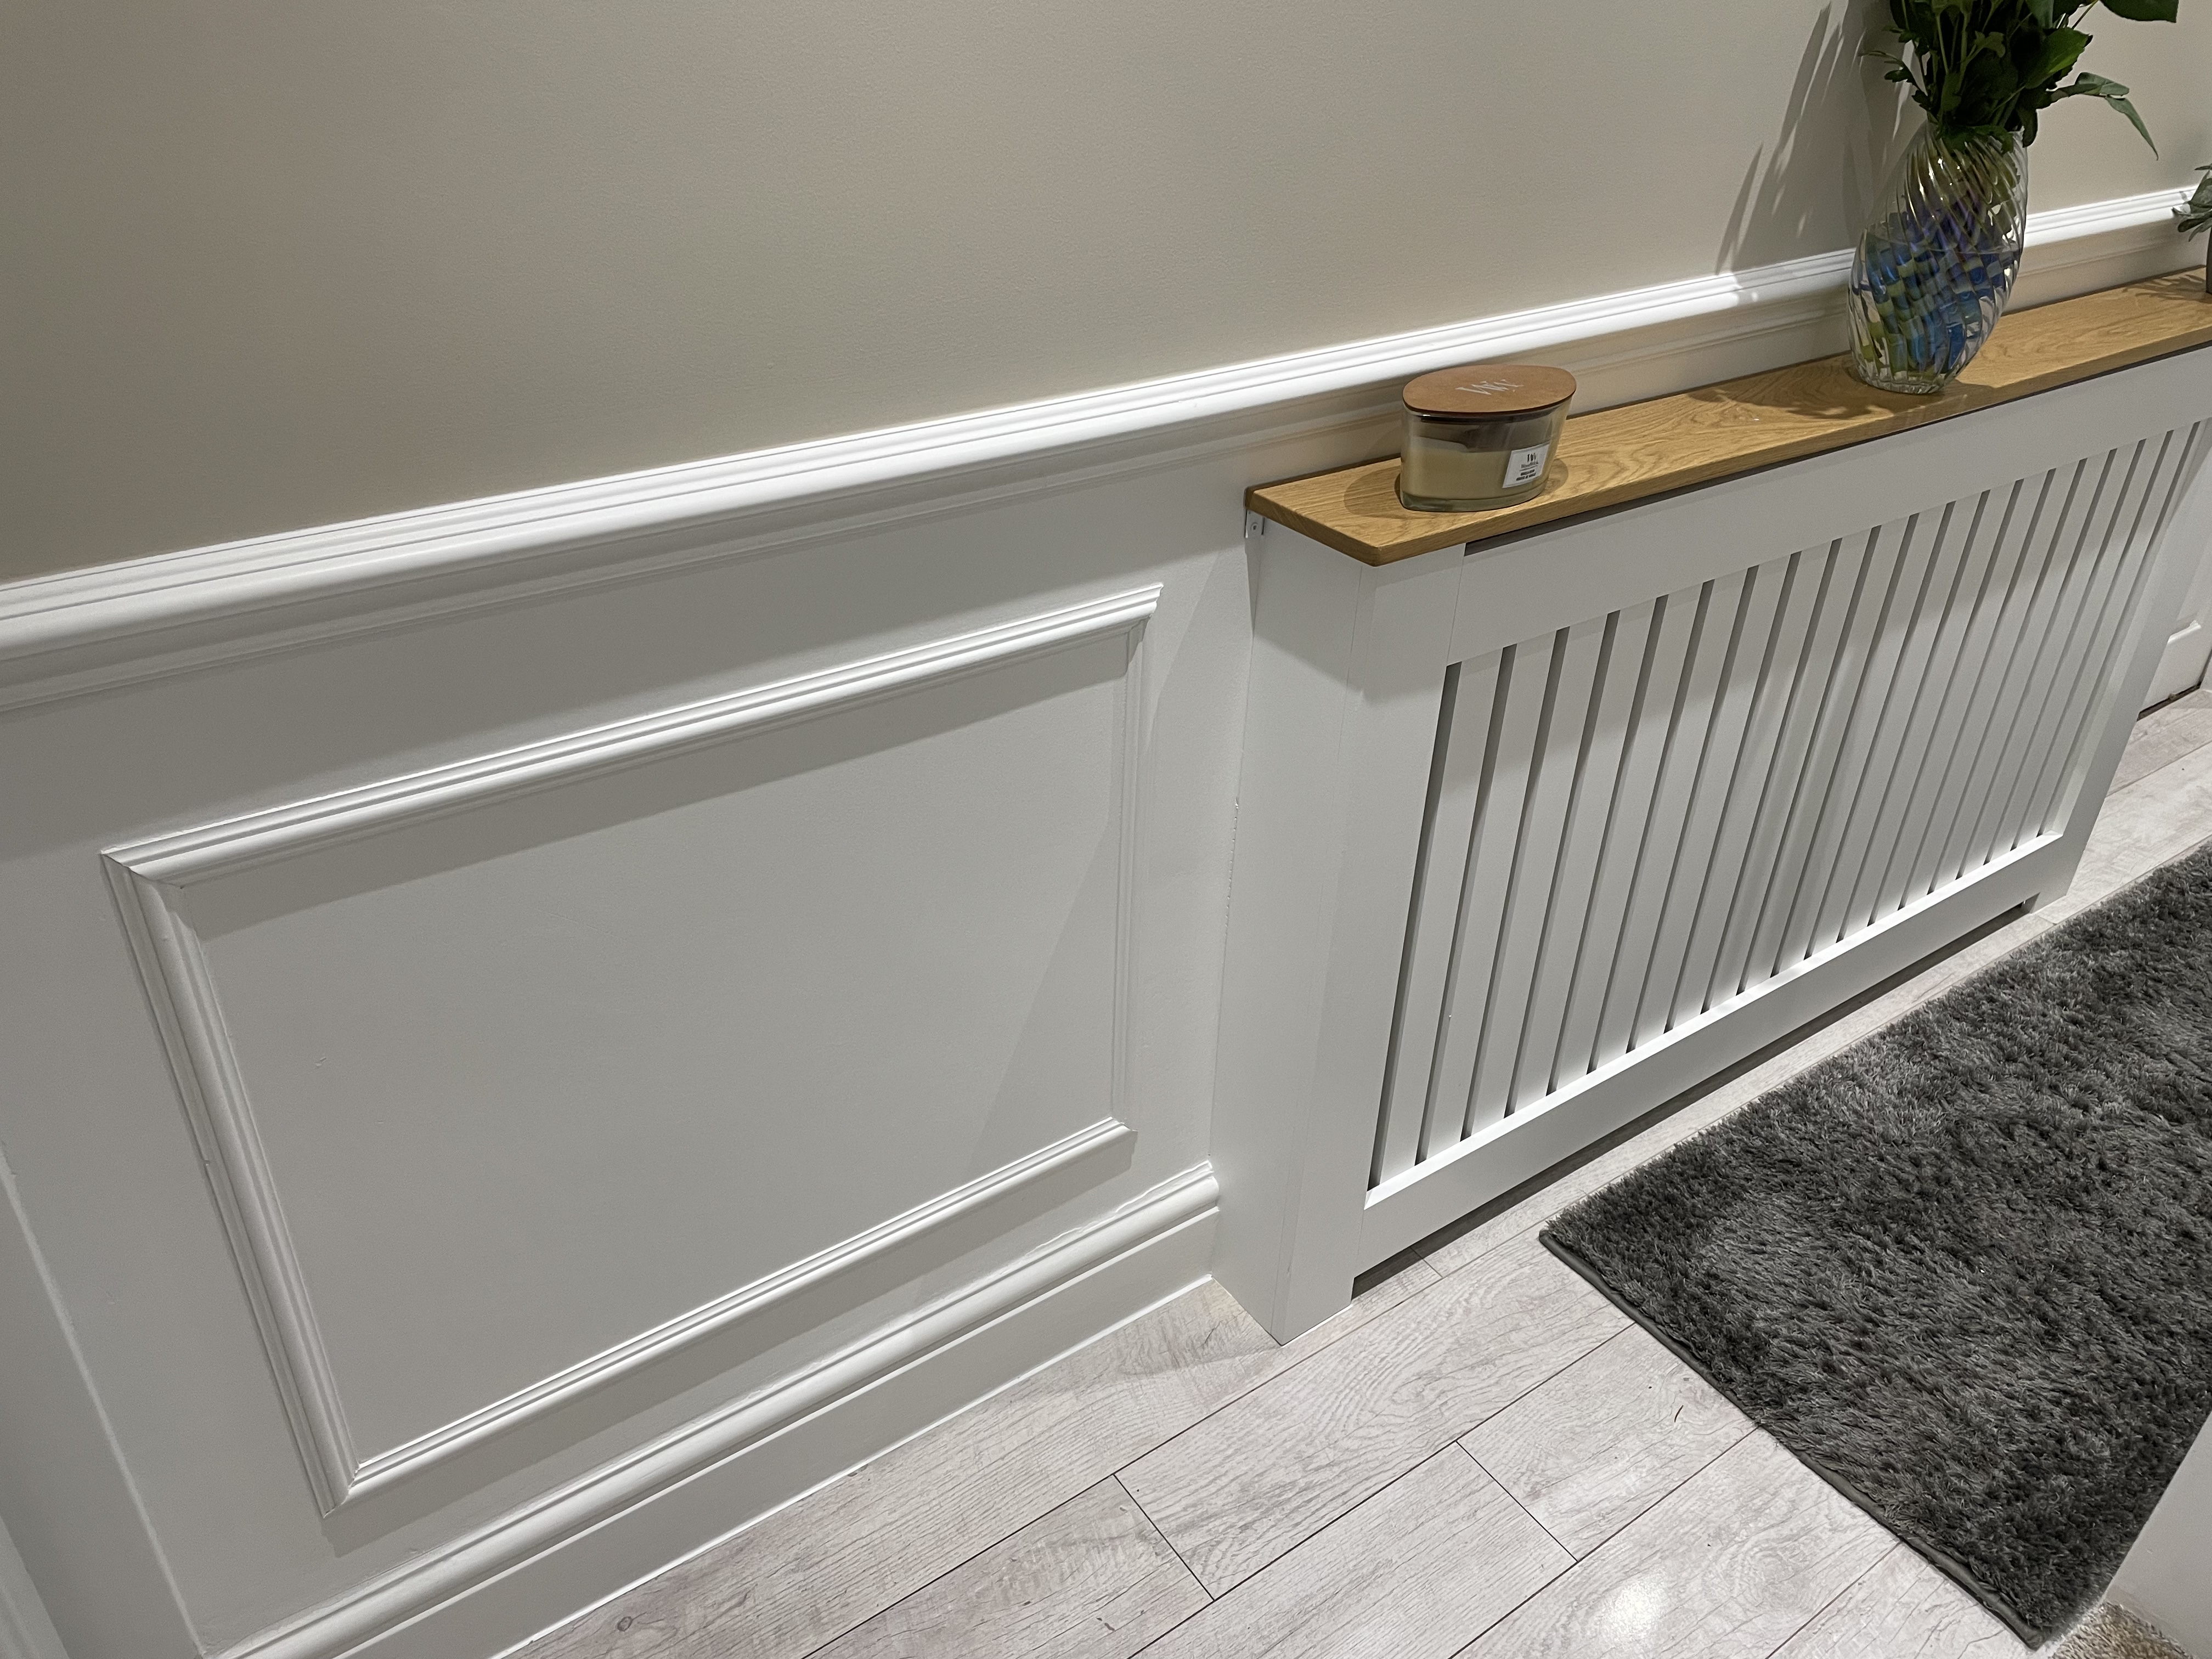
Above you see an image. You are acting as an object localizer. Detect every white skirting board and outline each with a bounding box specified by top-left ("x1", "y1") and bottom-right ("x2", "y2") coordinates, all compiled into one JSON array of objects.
[{"x1": 219, "y1": 1170, "x2": 1216, "y2": 1659}]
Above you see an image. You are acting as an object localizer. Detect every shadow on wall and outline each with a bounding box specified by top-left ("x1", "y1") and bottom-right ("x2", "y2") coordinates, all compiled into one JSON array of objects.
[{"x1": 1718, "y1": 0, "x2": 1917, "y2": 272}]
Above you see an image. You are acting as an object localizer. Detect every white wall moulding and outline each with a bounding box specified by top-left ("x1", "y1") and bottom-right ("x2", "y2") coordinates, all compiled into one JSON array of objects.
[
  {"x1": 104, "y1": 586, "x2": 1158, "y2": 1516},
  {"x1": 221, "y1": 1166, "x2": 1218, "y2": 1659},
  {"x1": 101, "y1": 585, "x2": 1160, "y2": 883},
  {"x1": 0, "y1": 190, "x2": 2191, "y2": 718},
  {"x1": 1215, "y1": 350, "x2": 2212, "y2": 1341}
]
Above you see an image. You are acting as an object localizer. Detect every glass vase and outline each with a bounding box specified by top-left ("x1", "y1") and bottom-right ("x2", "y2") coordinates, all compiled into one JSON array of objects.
[{"x1": 1846, "y1": 126, "x2": 2029, "y2": 394}]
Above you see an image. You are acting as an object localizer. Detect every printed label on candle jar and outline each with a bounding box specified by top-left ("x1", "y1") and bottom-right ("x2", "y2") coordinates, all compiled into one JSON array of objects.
[{"x1": 1503, "y1": 444, "x2": 1551, "y2": 489}]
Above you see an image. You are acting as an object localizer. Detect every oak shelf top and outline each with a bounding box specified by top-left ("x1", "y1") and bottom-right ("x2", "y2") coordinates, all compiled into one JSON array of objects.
[{"x1": 1247, "y1": 269, "x2": 2212, "y2": 566}]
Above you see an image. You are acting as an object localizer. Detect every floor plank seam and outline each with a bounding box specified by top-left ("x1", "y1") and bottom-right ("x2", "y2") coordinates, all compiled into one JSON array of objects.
[
  {"x1": 1090, "y1": 1267, "x2": 1459, "y2": 1511},
  {"x1": 1434, "y1": 1441, "x2": 1584, "y2": 1655},
  {"x1": 786, "y1": 1476, "x2": 1149, "y2": 1659},
  {"x1": 1767, "y1": 1539, "x2": 1900, "y2": 1659},
  {"x1": 1114, "y1": 1472, "x2": 1212, "y2": 1610},
  {"x1": 1455, "y1": 1442, "x2": 1577, "y2": 1562}
]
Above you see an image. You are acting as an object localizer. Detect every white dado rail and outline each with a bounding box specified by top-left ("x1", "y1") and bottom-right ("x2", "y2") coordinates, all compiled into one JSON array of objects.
[{"x1": 1220, "y1": 276, "x2": 2212, "y2": 1340}]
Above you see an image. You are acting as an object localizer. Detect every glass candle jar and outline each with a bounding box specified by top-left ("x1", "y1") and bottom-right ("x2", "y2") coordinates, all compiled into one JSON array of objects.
[{"x1": 1398, "y1": 364, "x2": 1576, "y2": 512}]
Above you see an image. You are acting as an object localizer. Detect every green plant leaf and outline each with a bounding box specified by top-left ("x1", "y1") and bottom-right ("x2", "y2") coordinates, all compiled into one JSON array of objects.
[
  {"x1": 2098, "y1": 0, "x2": 2179, "y2": 20},
  {"x1": 2180, "y1": 162, "x2": 2212, "y2": 231},
  {"x1": 2027, "y1": 0, "x2": 2058, "y2": 21},
  {"x1": 2021, "y1": 25, "x2": 2090, "y2": 84},
  {"x1": 2057, "y1": 70, "x2": 2160, "y2": 150}
]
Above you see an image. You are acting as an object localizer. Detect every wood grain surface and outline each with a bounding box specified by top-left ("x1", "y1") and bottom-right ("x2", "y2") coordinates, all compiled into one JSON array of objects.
[
  {"x1": 1454, "y1": 1432, "x2": 1894, "y2": 1658},
  {"x1": 1141, "y1": 1447, "x2": 1569, "y2": 1659},
  {"x1": 1768, "y1": 1547, "x2": 2018, "y2": 1659},
  {"x1": 1461, "y1": 1325, "x2": 1751, "y2": 1558},
  {"x1": 1248, "y1": 272, "x2": 2212, "y2": 565},
  {"x1": 809, "y1": 1477, "x2": 1205, "y2": 1659},
  {"x1": 1119, "y1": 1229, "x2": 1624, "y2": 1596}
]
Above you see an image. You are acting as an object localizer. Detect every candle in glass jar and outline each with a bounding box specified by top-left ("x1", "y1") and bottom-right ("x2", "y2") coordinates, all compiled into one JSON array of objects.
[{"x1": 1399, "y1": 364, "x2": 1575, "y2": 512}]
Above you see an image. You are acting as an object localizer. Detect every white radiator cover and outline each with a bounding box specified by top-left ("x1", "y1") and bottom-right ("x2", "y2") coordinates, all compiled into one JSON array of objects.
[
  {"x1": 1380, "y1": 439, "x2": 2187, "y2": 1184},
  {"x1": 1214, "y1": 350, "x2": 2212, "y2": 1341}
]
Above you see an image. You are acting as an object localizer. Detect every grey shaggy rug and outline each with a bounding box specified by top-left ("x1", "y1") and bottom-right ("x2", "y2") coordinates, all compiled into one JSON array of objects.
[{"x1": 1544, "y1": 846, "x2": 2212, "y2": 1645}]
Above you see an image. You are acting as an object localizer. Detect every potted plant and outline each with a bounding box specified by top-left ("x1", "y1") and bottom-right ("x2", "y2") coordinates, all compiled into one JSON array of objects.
[{"x1": 1850, "y1": 0, "x2": 2179, "y2": 393}]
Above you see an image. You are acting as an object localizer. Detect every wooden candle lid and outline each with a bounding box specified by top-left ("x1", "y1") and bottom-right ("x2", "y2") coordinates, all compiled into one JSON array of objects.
[{"x1": 1402, "y1": 363, "x2": 1577, "y2": 417}]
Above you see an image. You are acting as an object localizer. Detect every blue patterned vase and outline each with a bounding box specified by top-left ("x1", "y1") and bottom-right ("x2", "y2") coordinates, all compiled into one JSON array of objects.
[{"x1": 1847, "y1": 126, "x2": 2029, "y2": 394}]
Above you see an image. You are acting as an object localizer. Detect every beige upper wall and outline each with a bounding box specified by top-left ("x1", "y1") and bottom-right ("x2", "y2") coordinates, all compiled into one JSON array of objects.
[{"x1": 5, "y1": 0, "x2": 2211, "y2": 580}]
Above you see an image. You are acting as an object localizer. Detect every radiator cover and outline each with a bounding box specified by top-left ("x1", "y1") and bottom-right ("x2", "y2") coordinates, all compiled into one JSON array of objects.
[{"x1": 1213, "y1": 353, "x2": 2212, "y2": 1340}]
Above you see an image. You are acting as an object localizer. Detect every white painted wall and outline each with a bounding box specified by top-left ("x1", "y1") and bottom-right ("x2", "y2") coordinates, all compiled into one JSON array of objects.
[
  {"x1": 0, "y1": 1508, "x2": 69, "y2": 1659},
  {"x1": 8, "y1": 0, "x2": 2212, "y2": 578},
  {"x1": 2145, "y1": 521, "x2": 2212, "y2": 706},
  {"x1": 2111, "y1": 1416, "x2": 2212, "y2": 1654}
]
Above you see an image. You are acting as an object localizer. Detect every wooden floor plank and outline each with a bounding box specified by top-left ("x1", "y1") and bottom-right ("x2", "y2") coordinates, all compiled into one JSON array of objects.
[
  {"x1": 2110, "y1": 690, "x2": 2212, "y2": 795},
  {"x1": 1119, "y1": 1230, "x2": 1625, "y2": 1596},
  {"x1": 808, "y1": 1477, "x2": 1205, "y2": 1659},
  {"x1": 2040, "y1": 736, "x2": 2212, "y2": 922},
  {"x1": 1460, "y1": 1325, "x2": 1751, "y2": 1558},
  {"x1": 1769, "y1": 1545, "x2": 2024, "y2": 1659},
  {"x1": 522, "y1": 1258, "x2": 1436, "y2": 1659},
  {"x1": 1453, "y1": 1431, "x2": 1895, "y2": 1659},
  {"x1": 1138, "y1": 1446, "x2": 1570, "y2": 1659}
]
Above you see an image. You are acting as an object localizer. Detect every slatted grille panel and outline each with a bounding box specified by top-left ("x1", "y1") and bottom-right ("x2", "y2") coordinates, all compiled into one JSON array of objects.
[{"x1": 1373, "y1": 430, "x2": 2196, "y2": 1187}]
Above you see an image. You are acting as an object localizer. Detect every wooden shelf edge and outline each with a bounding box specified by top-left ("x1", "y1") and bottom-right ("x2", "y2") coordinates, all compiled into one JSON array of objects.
[{"x1": 1248, "y1": 272, "x2": 2212, "y2": 566}]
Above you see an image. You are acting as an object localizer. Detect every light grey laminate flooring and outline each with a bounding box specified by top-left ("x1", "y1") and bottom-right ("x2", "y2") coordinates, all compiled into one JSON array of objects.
[{"x1": 521, "y1": 697, "x2": 2212, "y2": 1659}]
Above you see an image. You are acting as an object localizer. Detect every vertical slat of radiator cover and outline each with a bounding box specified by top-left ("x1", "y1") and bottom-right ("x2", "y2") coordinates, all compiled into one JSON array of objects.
[
  {"x1": 1592, "y1": 573, "x2": 1741, "y2": 1065},
  {"x1": 1922, "y1": 472, "x2": 2068, "y2": 894},
  {"x1": 1372, "y1": 652, "x2": 1502, "y2": 1185},
  {"x1": 1468, "y1": 615, "x2": 1610, "y2": 1132},
  {"x1": 1513, "y1": 602, "x2": 1656, "y2": 1109},
  {"x1": 1769, "y1": 517, "x2": 1922, "y2": 970},
  {"x1": 1369, "y1": 664, "x2": 1460, "y2": 1188},
  {"x1": 1548, "y1": 594, "x2": 1693, "y2": 1089},
  {"x1": 1741, "y1": 529, "x2": 1891, "y2": 986},
  {"x1": 1675, "y1": 550, "x2": 1824, "y2": 1024},
  {"x1": 1955, "y1": 456, "x2": 2107, "y2": 877},
  {"x1": 1797, "y1": 512, "x2": 1942, "y2": 957},
  {"x1": 2035, "y1": 429, "x2": 2200, "y2": 841},
  {"x1": 1634, "y1": 556, "x2": 1789, "y2": 1043},
  {"x1": 2041, "y1": 422, "x2": 2212, "y2": 859},
  {"x1": 1425, "y1": 631, "x2": 1558, "y2": 1158},
  {"x1": 2008, "y1": 435, "x2": 2177, "y2": 848},
  {"x1": 1987, "y1": 445, "x2": 2147, "y2": 856},
  {"x1": 1870, "y1": 488, "x2": 2011, "y2": 921},
  {"x1": 1707, "y1": 541, "x2": 1851, "y2": 1003},
  {"x1": 1827, "y1": 499, "x2": 1978, "y2": 941}
]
